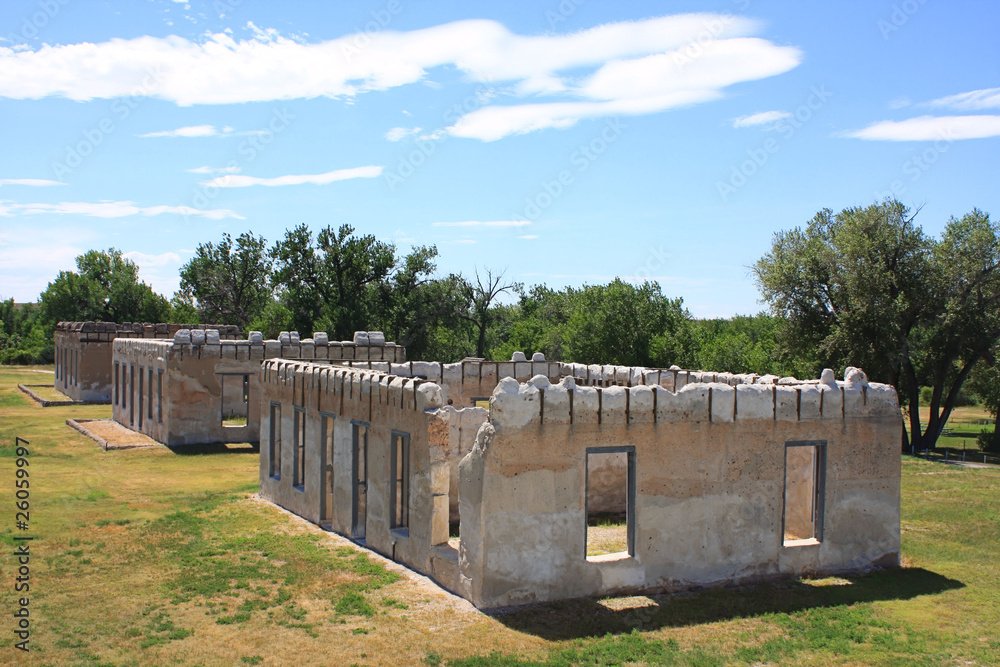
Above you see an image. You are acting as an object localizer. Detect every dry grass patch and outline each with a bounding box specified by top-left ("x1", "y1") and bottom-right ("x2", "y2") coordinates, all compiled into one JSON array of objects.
[{"x1": 19, "y1": 383, "x2": 72, "y2": 403}]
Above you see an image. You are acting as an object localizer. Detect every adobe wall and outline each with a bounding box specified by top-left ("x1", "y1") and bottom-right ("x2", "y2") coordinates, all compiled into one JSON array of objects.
[
  {"x1": 257, "y1": 360, "x2": 480, "y2": 593},
  {"x1": 329, "y1": 356, "x2": 808, "y2": 518},
  {"x1": 457, "y1": 372, "x2": 902, "y2": 608},
  {"x1": 333, "y1": 356, "x2": 564, "y2": 407},
  {"x1": 53, "y1": 321, "x2": 239, "y2": 402},
  {"x1": 112, "y1": 330, "x2": 406, "y2": 445}
]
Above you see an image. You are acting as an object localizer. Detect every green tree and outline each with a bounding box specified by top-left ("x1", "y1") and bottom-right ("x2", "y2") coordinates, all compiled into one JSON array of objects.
[
  {"x1": 967, "y1": 350, "x2": 1000, "y2": 453},
  {"x1": 562, "y1": 279, "x2": 697, "y2": 367},
  {"x1": 695, "y1": 313, "x2": 793, "y2": 376},
  {"x1": 178, "y1": 232, "x2": 272, "y2": 329},
  {"x1": 457, "y1": 268, "x2": 521, "y2": 359},
  {"x1": 270, "y1": 224, "x2": 396, "y2": 339},
  {"x1": 490, "y1": 285, "x2": 572, "y2": 362},
  {"x1": 753, "y1": 200, "x2": 1000, "y2": 449},
  {"x1": 168, "y1": 291, "x2": 200, "y2": 324},
  {"x1": 247, "y1": 299, "x2": 294, "y2": 339},
  {"x1": 39, "y1": 248, "x2": 170, "y2": 324},
  {"x1": 377, "y1": 246, "x2": 469, "y2": 360},
  {"x1": 0, "y1": 299, "x2": 51, "y2": 364}
]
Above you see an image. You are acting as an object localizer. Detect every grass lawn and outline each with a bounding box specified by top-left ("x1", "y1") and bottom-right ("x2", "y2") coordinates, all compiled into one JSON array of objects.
[
  {"x1": 16, "y1": 384, "x2": 73, "y2": 403},
  {"x1": 906, "y1": 404, "x2": 1000, "y2": 464},
  {"x1": 2, "y1": 365, "x2": 999, "y2": 666}
]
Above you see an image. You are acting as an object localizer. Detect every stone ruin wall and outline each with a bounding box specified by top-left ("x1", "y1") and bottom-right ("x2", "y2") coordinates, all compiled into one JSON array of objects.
[
  {"x1": 112, "y1": 330, "x2": 405, "y2": 445},
  {"x1": 53, "y1": 321, "x2": 239, "y2": 402},
  {"x1": 255, "y1": 353, "x2": 901, "y2": 609},
  {"x1": 457, "y1": 369, "x2": 901, "y2": 608},
  {"x1": 257, "y1": 359, "x2": 472, "y2": 593},
  {"x1": 335, "y1": 354, "x2": 818, "y2": 515}
]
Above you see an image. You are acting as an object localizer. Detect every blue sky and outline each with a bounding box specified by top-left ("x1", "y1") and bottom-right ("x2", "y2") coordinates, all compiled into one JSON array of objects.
[{"x1": 1, "y1": 0, "x2": 998, "y2": 318}]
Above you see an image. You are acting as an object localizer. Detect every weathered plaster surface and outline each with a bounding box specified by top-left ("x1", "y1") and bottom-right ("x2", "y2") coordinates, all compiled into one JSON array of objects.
[
  {"x1": 54, "y1": 321, "x2": 238, "y2": 402},
  {"x1": 111, "y1": 330, "x2": 405, "y2": 445},
  {"x1": 257, "y1": 352, "x2": 901, "y2": 610}
]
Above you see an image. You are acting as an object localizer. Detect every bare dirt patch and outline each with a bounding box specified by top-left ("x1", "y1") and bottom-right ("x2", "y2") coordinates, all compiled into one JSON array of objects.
[
  {"x1": 587, "y1": 523, "x2": 627, "y2": 556},
  {"x1": 67, "y1": 418, "x2": 161, "y2": 450}
]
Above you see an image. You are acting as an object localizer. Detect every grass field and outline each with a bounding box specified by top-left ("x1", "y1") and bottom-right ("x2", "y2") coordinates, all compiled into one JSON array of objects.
[
  {"x1": 906, "y1": 404, "x2": 1000, "y2": 462},
  {"x1": 15, "y1": 384, "x2": 72, "y2": 403},
  {"x1": 1, "y1": 365, "x2": 999, "y2": 666}
]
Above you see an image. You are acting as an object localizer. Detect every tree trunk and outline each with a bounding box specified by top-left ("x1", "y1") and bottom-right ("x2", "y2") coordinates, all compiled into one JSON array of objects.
[{"x1": 476, "y1": 322, "x2": 487, "y2": 359}]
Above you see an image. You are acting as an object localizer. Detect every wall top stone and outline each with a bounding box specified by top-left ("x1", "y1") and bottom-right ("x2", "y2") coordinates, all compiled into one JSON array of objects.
[
  {"x1": 352, "y1": 331, "x2": 387, "y2": 345},
  {"x1": 486, "y1": 369, "x2": 899, "y2": 430},
  {"x1": 115, "y1": 331, "x2": 405, "y2": 363},
  {"x1": 56, "y1": 321, "x2": 240, "y2": 338}
]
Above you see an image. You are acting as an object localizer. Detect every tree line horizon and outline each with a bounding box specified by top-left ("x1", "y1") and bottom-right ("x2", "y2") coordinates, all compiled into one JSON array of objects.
[{"x1": 2, "y1": 198, "x2": 999, "y2": 452}]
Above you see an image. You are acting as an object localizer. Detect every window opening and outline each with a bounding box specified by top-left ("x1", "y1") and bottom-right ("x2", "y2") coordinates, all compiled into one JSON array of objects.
[
  {"x1": 268, "y1": 402, "x2": 282, "y2": 479},
  {"x1": 585, "y1": 447, "x2": 635, "y2": 560},
  {"x1": 391, "y1": 431, "x2": 410, "y2": 533},
  {"x1": 293, "y1": 407, "x2": 306, "y2": 490},
  {"x1": 783, "y1": 440, "x2": 826, "y2": 546}
]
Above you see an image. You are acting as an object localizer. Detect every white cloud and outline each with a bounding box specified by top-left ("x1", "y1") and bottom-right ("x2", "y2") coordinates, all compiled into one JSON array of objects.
[
  {"x1": 0, "y1": 14, "x2": 800, "y2": 140},
  {"x1": 731, "y1": 110, "x2": 791, "y2": 128},
  {"x1": 0, "y1": 178, "x2": 66, "y2": 186},
  {"x1": 386, "y1": 126, "x2": 421, "y2": 141},
  {"x1": 448, "y1": 37, "x2": 801, "y2": 140},
  {"x1": 843, "y1": 115, "x2": 1000, "y2": 141},
  {"x1": 186, "y1": 165, "x2": 241, "y2": 174},
  {"x1": 139, "y1": 124, "x2": 219, "y2": 138},
  {"x1": 432, "y1": 220, "x2": 531, "y2": 228},
  {"x1": 5, "y1": 200, "x2": 243, "y2": 219},
  {"x1": 140, "y1": 124, "x2": 265, "y2": 138},
  {"x1": 927, "y1": 87, "x2": 1000, "y2": 111},
  {"x1": 202, "y1": 166, "x2": 382, "y2": 187}
]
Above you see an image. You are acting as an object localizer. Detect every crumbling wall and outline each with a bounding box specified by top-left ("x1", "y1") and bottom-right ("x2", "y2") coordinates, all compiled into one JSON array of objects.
[
  {"x1": 457, "y1": 370, "x2": 901, "y2": 608},
  {"x1": 426, "y1": 405, "x2": 489, "y2": 521},
  {"x1": 112, "y1": 330, "x2": 405, "y2": 445},
  {"x1": 334, "y1": 354, "x2": 562, "y2": 406},
  {"x1": 54, "y1": 321, "x2": 238, "y2": 402},
  {"x1": 258, "y1": 360, "x2": 469, "y2": 590}
]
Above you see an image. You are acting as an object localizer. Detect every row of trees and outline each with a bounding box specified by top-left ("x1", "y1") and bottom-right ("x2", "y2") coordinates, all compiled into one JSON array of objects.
[{"x1": 3, "y1": 198, "x2": 998, "y2": 451}]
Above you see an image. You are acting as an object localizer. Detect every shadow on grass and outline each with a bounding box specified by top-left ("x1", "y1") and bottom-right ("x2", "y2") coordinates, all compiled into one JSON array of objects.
[
  {"x1": 167, "y1": 442, "x2": 260, "y2": 456},
  {"x1": 490, "y1": 567, "x2": 963, "y2": 640}
]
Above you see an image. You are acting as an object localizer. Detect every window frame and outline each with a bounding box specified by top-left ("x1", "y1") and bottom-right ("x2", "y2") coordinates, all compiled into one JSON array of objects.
[
  {"x1": 390, "y1": 430, "x2": 411, "y2": 534},
  {"x1": 319, "y1": 412, "x2": 336, "y2": 524},
  {"x1": 157, "y1": 369, "x2": 164, "y2": 423},
  {"x1": 781, "y1": 439, "x2": 827, "y2": 547},
  {"x1": 268, "y1": 402, "x2": 282, "y2": 480},
  {"x1": 292, "y1": 406, "x2": 307, "y2": 491},
  {"x1": 584, "y1": 445, "x2": 637, "y2": 560}
]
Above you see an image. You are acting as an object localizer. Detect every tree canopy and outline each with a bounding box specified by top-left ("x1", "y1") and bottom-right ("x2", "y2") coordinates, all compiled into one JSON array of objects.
[
  {"x1": 39, "y1": 248, "x2": 171, "y2": 325},
  {"x1": 179, "y1": 232, "x2": 272, "y2": 329},
  {"x1": 270, "y1": 224, "x2": 397, "y2": 340},
  {"x1": 754, "y1": 199, "x2": 1000, "y2": 449}
]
